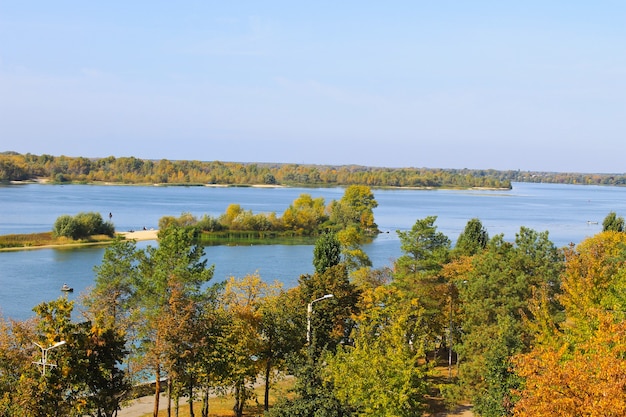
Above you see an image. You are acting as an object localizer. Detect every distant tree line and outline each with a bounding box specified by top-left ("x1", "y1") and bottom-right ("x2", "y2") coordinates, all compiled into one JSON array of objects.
[
  {"x1": 0, "y1": 152, "x2": 516, "y2": 188},
  {"x1": 4, "y1": 151, "x2": 626, "y2": 188}
]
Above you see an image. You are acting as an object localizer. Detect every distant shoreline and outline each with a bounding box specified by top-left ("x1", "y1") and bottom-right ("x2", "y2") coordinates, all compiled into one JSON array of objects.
[{"x1": 7, "y1": 178, "x2": 510, "y2": 191}]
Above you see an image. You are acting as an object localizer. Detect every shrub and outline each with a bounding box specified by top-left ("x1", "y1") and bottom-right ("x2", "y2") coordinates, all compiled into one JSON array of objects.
[
  {"x1": 53, "y1": 212, "x2": 115, "y2": 239},
  {"x1": 53, "y1": 215, "x2": 79, "y2": 238}
]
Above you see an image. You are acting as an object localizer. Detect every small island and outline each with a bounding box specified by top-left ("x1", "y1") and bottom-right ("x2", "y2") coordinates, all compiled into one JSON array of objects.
[{"x1": 0, "y1": 185, "x2": 380, "y2": 252}]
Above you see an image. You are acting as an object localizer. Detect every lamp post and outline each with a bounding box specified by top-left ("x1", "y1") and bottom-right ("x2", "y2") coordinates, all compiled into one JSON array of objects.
[
  {"x1": 33, "y1": 341, "x2": 66, "y2": 376},
  {"x1": 307, "y1": 294, "x2": 334, "y2": 345}
]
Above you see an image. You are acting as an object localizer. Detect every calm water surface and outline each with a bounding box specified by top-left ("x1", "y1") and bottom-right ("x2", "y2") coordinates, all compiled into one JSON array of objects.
[{"x1": 1, "y1": 182, "x2": 624, "y2": 320}]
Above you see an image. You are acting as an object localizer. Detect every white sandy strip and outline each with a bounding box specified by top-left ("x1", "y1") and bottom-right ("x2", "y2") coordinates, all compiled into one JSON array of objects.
[{"x1": 117, "y1": 230, "x2": 159, "y2": 241}]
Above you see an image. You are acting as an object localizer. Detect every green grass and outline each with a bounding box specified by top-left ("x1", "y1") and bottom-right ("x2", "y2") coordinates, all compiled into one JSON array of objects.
[
  {"x1": 147, "y1": 378, "x2": 296, "y2": 417},
  {"x1": 0, "y1": 231, "x2": 116, "y2": 250}
]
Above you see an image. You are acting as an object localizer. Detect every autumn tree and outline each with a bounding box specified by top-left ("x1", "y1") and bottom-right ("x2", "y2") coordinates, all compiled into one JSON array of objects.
[
  {"x1": 222, "y1": 274, "x2": 267, "y2": 417},
  {"x1": 134, "y1": 226, "x2": 215, "y2": 417},
  {"x1": 258, "y1": 287, "x2": 303, "y2": 412},
  {"x1": 12, "y1": 297, "x2": 127, "y2": 417},
  {"x1": 0, "y1": 316, "x2": 35, "y2": 416},
  {"x1": 282, "y1": 193, "x2": 327, "y2": 234},
  {"x1": 218, "y1": 274, "x2": 303, "y2": 415},
  {"x1": 15, "y1": 298, "x2": 75, "y2": 417},
  {"x1": 512, "y1": 231, "x2": 626, "y2": 416},
  {"x1": 328, "y1": 185, "x2": 378, "y2": 235},
  {"x1": 513, "y1": 314, "x2": 626, "y2": 417}
]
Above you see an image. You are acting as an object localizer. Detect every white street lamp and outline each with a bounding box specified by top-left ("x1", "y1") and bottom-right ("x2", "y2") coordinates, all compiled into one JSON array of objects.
[
  {"x1": 307, "y1": 294, "x2": 334, "y2": 345},
  {"x1": 33, "y1": 341, "x2": 66, "y2": 376}
]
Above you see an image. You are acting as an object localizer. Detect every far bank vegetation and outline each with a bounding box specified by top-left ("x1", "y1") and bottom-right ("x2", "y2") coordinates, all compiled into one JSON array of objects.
[{"x1": 1, "y1": 152, "x2": 513, "y2": 188}]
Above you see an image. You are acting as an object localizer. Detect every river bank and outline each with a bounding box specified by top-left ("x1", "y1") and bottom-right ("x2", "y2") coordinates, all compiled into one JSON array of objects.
[{"x1": 0, "y1": 230, "x2": 159, "y2": 252}]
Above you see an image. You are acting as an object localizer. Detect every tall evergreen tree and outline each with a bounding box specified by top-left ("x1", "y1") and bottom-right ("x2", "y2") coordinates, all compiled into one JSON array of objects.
[
  {"x1": 454, "y1": 228, "x2": 563, "y2": 416},
  {"x1": 454, "y1": 218, "x2": 489, "y2": 256}
]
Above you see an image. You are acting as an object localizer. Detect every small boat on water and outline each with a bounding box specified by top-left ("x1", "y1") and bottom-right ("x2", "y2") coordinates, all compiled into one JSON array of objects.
[{"x1": 61, "y1": 283, "x2": 73, "y2": 292}]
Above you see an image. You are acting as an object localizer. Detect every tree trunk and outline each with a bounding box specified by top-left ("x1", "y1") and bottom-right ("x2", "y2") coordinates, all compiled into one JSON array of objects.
[
  {"x1": 188, "y1": 383, "x2": 194, "y2": 417},
  {"x1": 264, "y1": 358, "x2": 272, "y2": 411},
  {"x1": 153, "y1": 366, "x2": 161, "y2": 417},
  {"x1": 233, "y1": 383, "x2": 244, "y2": 417},
  {"x1": 201, "y1": 388, "x2": 209, "y2": 417},
  {"x1": 167, "y1": 378, "x2": 172, "y2": 417}
]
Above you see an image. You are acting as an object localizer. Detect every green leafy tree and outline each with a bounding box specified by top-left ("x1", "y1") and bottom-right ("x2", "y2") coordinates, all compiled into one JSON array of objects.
[
  {"x1": 395, "y1": 216, "x2": 451, "y2": 280},
  {"x1": 85, "y1": 238, "x2": 139, "y2": 329},
  {"x1": 14, "y1": 297, "x2": 127, "y2": 417},
  {"x1": 336, "y1": 225, "x2": 372, "y2": 273},
  {"x1": 52, "y1": 215, "x2": 79, "y2": 239},
  {"x1": 265, "y1": 355, "x2": 355, "y2": 417},
  {"x1": 313, "y1": 232, "x2": 342, "y2": 274},
  {"x1": 394, "y1": 216, "x2": 451, "y2": 353},
  {"x1": 602, "y1": 211, "x2": 625, "y2": 232},
  {"x1": 258, "y1": 287, "x2": 303, "y2": 412},
  {"x1": 325, "y1": 286, "x2": 430, "y2": 417},
  {"x1": 71, "y1": 320, "x2": 130, "y2": 417},
  {"x1": 454, "y1": 218, "x2": 489, "y2": 257},
  {"x1": 194, "y1": 286, "x2": 230, "y2": 417},
  {"x1": 52, "y1": 212, "x2": 114, "y2": 239},
  {"x1": 298, "y1": 264, "x2": 361, "y2": 356}
]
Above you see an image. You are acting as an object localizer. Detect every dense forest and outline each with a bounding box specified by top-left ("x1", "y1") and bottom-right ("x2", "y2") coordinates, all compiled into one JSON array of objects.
[
  {"x1": 3, "y1": 151, "x2": 626, "y2": 188},
  {"x1": 0, "y1": 151, "x2": 509, "y2": 188},
  {"x1": 1, "y1": 208, "x2": 625, "y2": 416}
]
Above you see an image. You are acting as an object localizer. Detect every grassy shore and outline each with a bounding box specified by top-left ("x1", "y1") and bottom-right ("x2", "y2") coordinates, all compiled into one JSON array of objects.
[
  {"x1": 0, "y1": 231, "x2": 120, "y2": 251},
  {"x1": 0, "y1": 230, "x2": 158, "y2": 251}
]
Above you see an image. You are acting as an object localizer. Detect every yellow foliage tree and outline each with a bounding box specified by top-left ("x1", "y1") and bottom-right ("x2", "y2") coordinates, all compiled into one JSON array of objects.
[
  {"x1": 513, "y1": 314, "x2": 626, "y2": 417},
  {"x1": 512, "y1": 231, "x2": 626, "y2": 416}
]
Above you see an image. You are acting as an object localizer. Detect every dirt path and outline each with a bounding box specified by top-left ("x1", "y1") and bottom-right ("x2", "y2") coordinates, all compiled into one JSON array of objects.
[
  {"x1": 432, "y1": 405, "x2": 474, "y2": 416},
  {"x1": 117, "y1": 394, "x2": 164, "y2": 417},
  {"x1": 116, "y1": 394, "x2": 473, "y2": 417}
]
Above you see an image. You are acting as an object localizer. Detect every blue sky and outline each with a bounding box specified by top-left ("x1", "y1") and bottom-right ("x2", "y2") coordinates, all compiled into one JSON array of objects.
[{"x1": 1, "y1": 2, "x2": 625, "y2": 173}]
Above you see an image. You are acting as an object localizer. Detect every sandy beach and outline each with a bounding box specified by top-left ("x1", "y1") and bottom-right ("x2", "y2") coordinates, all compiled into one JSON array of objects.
[{"x1": 117, "y1": 230, "x2": 159, "y2": 241}]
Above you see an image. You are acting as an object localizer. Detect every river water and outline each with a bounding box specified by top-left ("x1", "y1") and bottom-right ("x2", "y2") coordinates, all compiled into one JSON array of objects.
[{"x1": 0, "y1": 182, "x2": 623, "y2": 320}]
